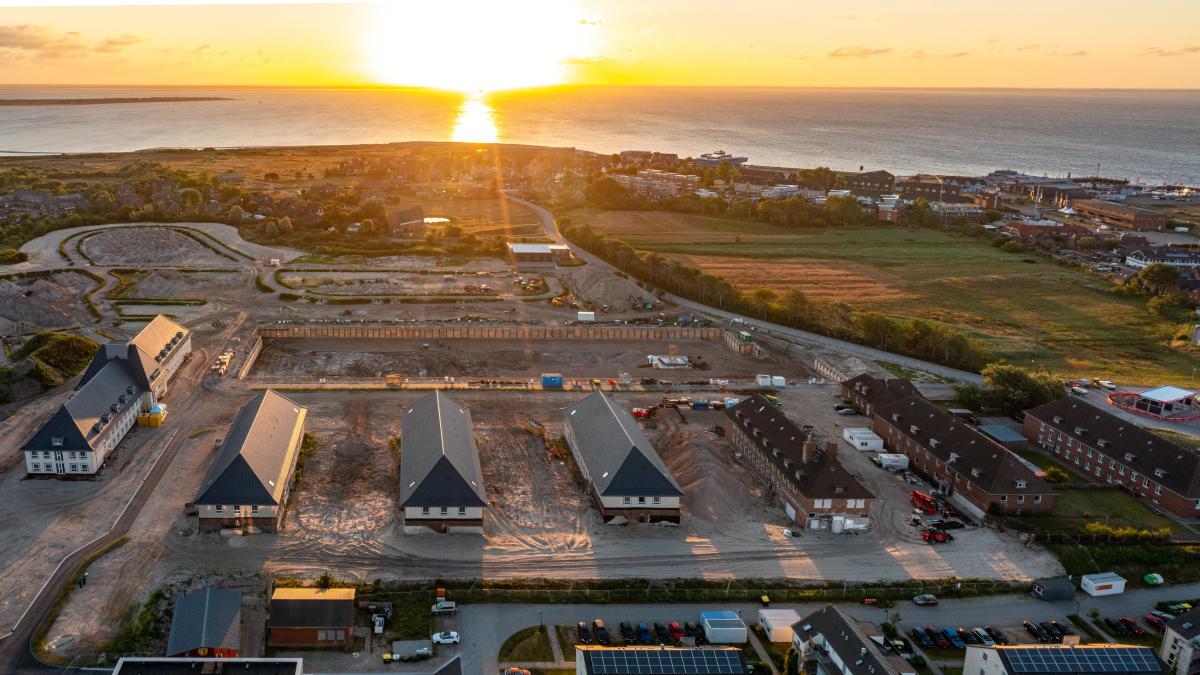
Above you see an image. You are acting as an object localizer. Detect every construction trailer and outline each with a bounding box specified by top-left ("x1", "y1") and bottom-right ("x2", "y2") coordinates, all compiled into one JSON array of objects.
[
  {"x1": 758, "y1": 609, "x2": 801, "y2": 643},
  {"x1": 1081, "y1": 572, "x2": 1126, "y2": 597},
  {"x1": 842, "y1": 428, "x2": 883, "y2": 452},
  {"x1": 700, "y1": 610, "x2": 748, "y2": 644}
]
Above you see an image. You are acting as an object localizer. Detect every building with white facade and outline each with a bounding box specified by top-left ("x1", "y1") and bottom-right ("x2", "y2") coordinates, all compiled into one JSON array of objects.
[
  {"x1": 21, "y1": 315, "x2": 191, "y2": 477},
  {"x1": 398, "y1": 391, "x2": 487, "y2": 534},
  {"x1": 1160, "y1": 607, "x2": 1200, "y2": 675},
  {"x1": 792, "y1": 605, "x2": 915, "y2": 675}
]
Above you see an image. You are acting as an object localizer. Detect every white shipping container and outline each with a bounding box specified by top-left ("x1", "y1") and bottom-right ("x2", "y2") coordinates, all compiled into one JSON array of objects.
[
  {"x1": 877, "y1": 453, "x2": 909, "y2": 470},
  {"x1": 755, "y1": 374, "x2": 772, "y2": 387},
  {"x1": 771, "y1": 376, "x2": 786, "y2": 387},
  {"x1": 842, "y1": 428, "x2": 883, "y2": 452},
  {"x1": 1080, "y1": 572, "x2": 1126, "y2": 597},
  {"x1": 577, "y1": 311, "x2": 595, "y2": 322}
]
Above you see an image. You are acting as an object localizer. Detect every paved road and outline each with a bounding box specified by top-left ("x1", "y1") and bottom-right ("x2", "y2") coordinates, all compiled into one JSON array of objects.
[
  {"x1": 0, "y1": 427, "x2": 187, "y2": 673},
  {"x1": 457, "y1": 580, "x2": 1200, "y2": 674},
  {"x1": 509, "y1": 196, "x2": 983, "y2": 385}
]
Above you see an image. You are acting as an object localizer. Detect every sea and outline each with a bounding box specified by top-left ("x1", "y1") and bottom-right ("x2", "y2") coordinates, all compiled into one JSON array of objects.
[{"x1": 1, "y1": 86, "x2": 1198, "y2": 185}]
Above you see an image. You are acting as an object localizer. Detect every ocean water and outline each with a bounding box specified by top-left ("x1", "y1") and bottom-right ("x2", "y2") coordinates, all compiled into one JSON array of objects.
[{"x1": 1, "y1": 86, "x2": 1198, "y2": 184}]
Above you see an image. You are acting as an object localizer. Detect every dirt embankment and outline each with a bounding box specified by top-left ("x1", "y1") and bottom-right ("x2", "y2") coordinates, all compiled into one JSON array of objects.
[{"x1": 0, "y1": 272, "x2": 97, "y2": 336}]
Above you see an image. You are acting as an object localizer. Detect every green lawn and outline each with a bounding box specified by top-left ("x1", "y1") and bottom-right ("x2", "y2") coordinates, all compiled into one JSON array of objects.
[
  {"x1": 1017, "y1": 451, "x2": 1087, "y2": 483},
  {"x1": 571, "y1": 209, "x2": 1198, "y2": 383},
  {"x1": 499, "y1": 625, "x2": 555, "y2": 663},
  {"x1": 1007, "y1": 487, "x2": 1186, "y2": 535},
  {"x1": 1148, "y1": 428, "x2": 1200, "y2": 449},
  {"x1": 554, "y1": 625, "x2": 580, "y2": 660}
]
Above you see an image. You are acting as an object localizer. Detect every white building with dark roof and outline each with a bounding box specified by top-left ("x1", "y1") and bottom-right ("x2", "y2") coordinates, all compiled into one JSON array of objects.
[
  {"x1": 194, "y1": 389, "x2": 307, "y2": 533},
  {"x1": 792, "y1": 605, "x2": 915, "y2": 675},
  {"x1": 21, "y1": 315, "x2": 191, "y2": 477},
  {"x1": 563, "y1": 391, "x2": 684, "y2": 524},
  {"x1": 1160, "y1": 607, "x2": 1200, "y2": 675},
  {"x1": 398, "y1": 391, "x2": 487, "y2": 534}
]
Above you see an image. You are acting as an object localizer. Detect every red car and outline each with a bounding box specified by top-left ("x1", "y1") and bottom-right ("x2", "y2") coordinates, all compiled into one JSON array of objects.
[
  {"x1": 1145, "y1": 615, "x2": 1166, "y2": 630},
  {"x1": 1120, "y1": 618, "x2": 1146, "y2": 636},
  {"x1": 668, "y1": 622, "x2": 685, "y2": 641}
]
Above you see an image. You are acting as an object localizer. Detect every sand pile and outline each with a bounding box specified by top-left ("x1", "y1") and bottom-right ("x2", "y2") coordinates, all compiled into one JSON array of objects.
[
  {"x1": 559, "y1": 266, "x2": 657, "y2": 311},
  {"x1": 656, "y1": 425, "x2": 755, "y2": 523},
  {"x1": 0, "y1": 274, "x2": 94, "y2": 334}
]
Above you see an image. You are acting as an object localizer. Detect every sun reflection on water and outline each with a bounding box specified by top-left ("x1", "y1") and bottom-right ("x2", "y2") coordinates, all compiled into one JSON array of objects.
[{"x1": 452, "y1": 93, "x2": 499, "y2": 143}]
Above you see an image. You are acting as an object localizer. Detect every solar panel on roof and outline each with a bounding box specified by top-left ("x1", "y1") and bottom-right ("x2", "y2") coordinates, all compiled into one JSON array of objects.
[
  {"x1": 1003, "y1": 647, "x2": 1161, "y2": 674},
  {"x1": 587, "y1": 648, "x2": 743, "y2": 674}
]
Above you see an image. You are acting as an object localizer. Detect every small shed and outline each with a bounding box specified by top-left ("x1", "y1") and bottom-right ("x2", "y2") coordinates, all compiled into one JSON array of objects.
[
  {"x1": 1081, "y1": 572, "x2": 1126, "y2": 597},
  {"x1": 166, "y1": 587, "x2": 242, "y2": 658},
  {"x1": 1030, "y1": 577, "x2": 1076, "y2": 601},
  {"x1": 700, "y1": 610, "x2": 747, "y2": 644},
  {"x1": 842, "y1": 428, "x2": 883, "y2": 452},
  {"x1": 268, "y1": 587, "x2": 356, "y2": 647},
  {"x1": 758, "y1": 608, "x2": 801, "y2": 642},
  {"x1": 979, "y1": 424, "x2": 1030, "y2": 451}
]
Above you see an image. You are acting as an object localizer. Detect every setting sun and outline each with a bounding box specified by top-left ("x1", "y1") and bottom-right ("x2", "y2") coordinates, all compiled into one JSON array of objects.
[{"x1": 365, "y1": 0, "x2": 592, "y2": 92}]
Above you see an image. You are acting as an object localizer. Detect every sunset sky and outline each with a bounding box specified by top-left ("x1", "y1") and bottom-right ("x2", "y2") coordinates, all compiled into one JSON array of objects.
[{"x1": 0, "y1": 0, "x2": 1198, "y2": 90}]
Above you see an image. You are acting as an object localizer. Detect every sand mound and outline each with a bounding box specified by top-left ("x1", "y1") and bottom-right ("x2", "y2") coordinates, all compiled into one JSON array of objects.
[
  {"x1": 558, "y1": 266, "x2": 657, "y2": 311},
  {"x1": 656, "y1": 425, "x2": 755, "y2": 523}
]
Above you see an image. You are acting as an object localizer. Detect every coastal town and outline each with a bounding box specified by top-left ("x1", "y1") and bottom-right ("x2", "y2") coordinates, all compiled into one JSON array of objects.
[{"x1": 0, "y1": 138, "x2": 1196, "y2": 675}]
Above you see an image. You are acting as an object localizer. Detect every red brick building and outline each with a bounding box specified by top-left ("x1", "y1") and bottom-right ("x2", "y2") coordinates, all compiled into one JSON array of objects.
[
  {"x1": 1074, "y1": 199, "x2": 1168, "y2": 231},
  {"x1": 724, "y1": 396, "x2": 874, "y2": 532},
  {"x1": 1023, "y1": 398, "x2": 1200, "y2": 519},
  {"x1": 872, "y1": 397, "x2": 1056, "y2": 518},
  {"x1": 837, "y1": 170, "x2": 896, "y2": 197},
  {"x1": 268, "y1": 588, "x2": 356, "y2": 647},
  {"x1": 840, "y1": 374, "x2": 920, "y2": 417}
]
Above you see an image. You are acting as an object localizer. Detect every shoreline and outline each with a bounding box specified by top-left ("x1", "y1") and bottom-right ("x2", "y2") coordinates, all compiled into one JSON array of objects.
[{"x1": 0, "y1": 97, "x2": 233, "y2": 107}]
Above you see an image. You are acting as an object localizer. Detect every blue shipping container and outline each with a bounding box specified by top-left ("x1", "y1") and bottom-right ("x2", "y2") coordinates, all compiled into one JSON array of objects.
[
  {"x1": 541, "y1": 373, "x2": 564, "y2": 389},
  {"x1": 691, "y1": 401, "x2": 710, "y2": 410}
]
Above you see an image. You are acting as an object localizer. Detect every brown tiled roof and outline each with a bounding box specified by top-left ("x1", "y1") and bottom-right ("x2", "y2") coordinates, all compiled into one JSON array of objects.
[
  {"x1": 1025, "y1": 398, "x2": 1200, "y2": 498},
  {"x1": 725, "y1": 396, "x2": 874, "y2": 501},
  {"x1": 876, "y1": 397, "x2": 1052, "y2": 496},
  {"x1": 842, "y1": 374, "x2": 920, "y2": 409}
]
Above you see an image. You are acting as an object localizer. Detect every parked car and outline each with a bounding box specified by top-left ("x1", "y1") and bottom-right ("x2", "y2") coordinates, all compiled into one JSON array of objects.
[
  {"x1": 1053, "y1": 620, "x2": 1075, "y2": 637},
  {"x1": 593, "y1": 619, "x2": 611, "y2": 645},
  {"x1": 1040, "y1": 621, "x2": 1063, "y2": 641},
  {"x1": 973, "y1": 628, "x2": 996, "y2": 646},
  {"x1": 890, "y1": 637, "x2": 912, "y2": 654},
  {"x1": 911, "y1": 627, "x2": 934, "y2": 649},
  {"x1": 836, "y1": 408, "x2": 858, "y2": 415},
  {"x1": 1024, "y1": 620, "x2": 1049, "y2": 642},
  {"x1": 668, "y1": 622, "x2": 685, "y2": 641},
  {"x1": 1152, "y1": 610, "x2": 1177, "y2": 622},
  {"x1": 620, "y1": 622, "x2": 636, "y2": 642},
  {"x1": 653, "y1": 623, "x2": 671, "y2": 643},
  {"x1": 912, "y1": 594, "x2": 938, "y2": 606},
  {"x1": 637, "y1": 624, "x2": 653, "y2": 644},
  {"x1": 985, "y1": 626, "x2": 1009, "y2": 645},
  {"x1": 958, "y1": 627, "x2": 981, "y2": 645},
  {"x1": 1145, "y1": 615, "x2": 1167, "y2": 630},
  {"x1": 1099, "y1": 380, "x2": 1117, "y2": 389},
  {"x1": 432, "y1": 631, "x2": 460, "y2": 645},
  {"x1": 926, "y1": 626, "x2": 949, "y2": 649},
  {"x1": 430, "y1": 601, "x2": 457, "y2": 615},
  {"x1": 1071, "y1": 386, "x2": 1088, "y2": 396},
  {"x1": 942, "y1": 627, "x2": 966, "y2": 650},
  {"x1": 782, "y1": 529, "x2": 802, "y2": 538},
  {"x1": 577, "y1": 621, "x2": 593, "y2": 644},
  {"x1": 1119, "y1": 618, "x2": 1146, "y2": 636},
  {"x1": 930, "y1": 520, "x2": 965, "y2": 530},
  {"x1": 1105, "y1": 618, "x2": 1131, "y2": 637}
]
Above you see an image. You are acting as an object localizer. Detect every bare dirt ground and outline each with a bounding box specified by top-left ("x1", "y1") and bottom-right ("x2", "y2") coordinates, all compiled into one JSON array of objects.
[
  {"x1": 278, "y1": 270, "x2": 512, "y2": 296},
  {"x1": 126, "y1": 269, "x2": 246, "y2": 299},
  {"x1": 558, "y1": 265, "x2": 657, "y2": 312},
  {"x1": 80, "y1": 227, "x2": 234, "y2": 267},
  {"x1": 250, "y1": 337, "x2": 794, "y2": 380},
  {"x1": 0, "y1": 271, "x2": 98, "y2": 335}
]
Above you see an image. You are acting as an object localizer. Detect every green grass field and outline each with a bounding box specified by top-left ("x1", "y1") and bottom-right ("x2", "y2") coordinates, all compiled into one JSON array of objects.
[
  {"x1": 499, "y1": 626, "x2": 555, "y2": 663},
  {"x1": 1005, "y1": 487, "x2": 1187, "y2": 535},
  {"x1": 570, "y1": 209, "x2": 1198, "y2": 382}
]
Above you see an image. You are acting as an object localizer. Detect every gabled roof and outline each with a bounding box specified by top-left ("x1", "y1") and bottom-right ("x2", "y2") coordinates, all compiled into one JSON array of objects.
[
  {"x1": 22, "y1": 359, "x2": 142, "y2": 453},
  {"x1": 563, "y1": 392, "x2": 683, "y2": 498},
  {"x1": 130, "y1": 314, "x2": 189, "y2": 357},
  {"x1": 1025, "y1": 397, "x2": 1200, "y2": 498},
  {"x1": 269, "y1": 588, "x2": 354, "y2": 629},
  {"x1": 398, "y1": 391, "x2": 486, "y2": 508},
  {"x1": 841, "y1": 374, "x2": 920, "y2": 409},
  {"x1": 792, "y1": 605, "x2": 913, "y2": 675},
  {"x1": 726, "y1": 396, "x2": 874, "y2": 501},
  {"x1": 876, "y1": 397, "x2": 1051, "y2": 496},
  {"x1": 166, "y1": 587, "x2": 242, "y2": 657},
  {"x1": 195, "y1": 390, "x2": 307, "y2": 506}
]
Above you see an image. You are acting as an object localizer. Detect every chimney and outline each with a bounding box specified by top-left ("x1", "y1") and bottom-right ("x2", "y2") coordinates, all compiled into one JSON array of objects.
[
  {"x1": 824, "y1": 440, "x2": 839, "y2": 460},
  {"x1": 802, "y1": 439, "x2": 817, "y2": 463}
]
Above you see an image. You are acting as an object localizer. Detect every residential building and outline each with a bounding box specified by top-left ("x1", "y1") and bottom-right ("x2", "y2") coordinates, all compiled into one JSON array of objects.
[
  {"x1": 1125, "y1": 248, "x2": 1200, "y2": 269},
  {"x1": 836, "y1": 170, "x2": 895, "y2": 197},
  {"x1": 166, "y1": 587, "x2": 242, "y2": 658},
  {"x1": 872, "y1": 397, "x2": 1055, "y2": 518},
  {"x1": 931, "y1": 201, "x2": 986, "y2": 224},
  {"x1": 973, "y1": 191, "x2": 1002, "y2": 210},
  {"x1": 791, "y1": 605, "x2": 916, "y2": 675},
  {"x1": 22, "y1": 315, "x2": 191, "y2": 477},
  {"x1": 724, "y1": 396, "x2": 874, "y2": 531},
  {"x1": 618, "y1": 150, "x2": 678, "y2": 167},
  {"x1": 1161, "y1": 607, "x2": 1200, "y2": 675},
  {"x1": 194, "y1": 390, "x2": 308, "y2": 533},
  {"x1": 563, "y1": 391, "x2": 684, "y2": 523},
  {"x1": 610, "y1": 169, "x2": 700, "y2": 199},
  {"x1": 964, "y1": 644, "x2": 1165, "y2": 675},
  {"x1": 268, "y1": 587, "x2": 355, "y2": 647},
  {"x1": 390, "y1": 205, "x2": 426, "y2": 238},
  {"x1": 398, "y1": 391, "x2": 487, "y2": 534},
  {"x1": 575, "y1": 646, "x2": 746, "y2": 674},
  {"x1": 507, "y1": 242, "x2": 573, "y2": 268},
  {"x1": 1075, "y1": 199, "x2": 1168, "y2": 231},
  {"x1": 839, "y1": 374, "x2": 919, "y2": 416},
  {"x1": 112, "y1": 658, "x2": 305, "y2": 674},
  {"x1": 1023, "y1": 398, "x2": 1200, "y2": 519},
  {"x1": 899, "y1": 179, "x2": 962, "y2": 201}
]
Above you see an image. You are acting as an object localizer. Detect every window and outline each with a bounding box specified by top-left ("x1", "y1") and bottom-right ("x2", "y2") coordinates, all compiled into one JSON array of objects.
[
  {"x1": 421, "y1": 506, "x2": 429, "y2": 515},
  {"x1": 458, "y1": 506, "x2": 466, "y2": 515},
  {"x1": 1015, "y1": 480, "x2": 1026, "y2": 489},
  {"x1": 652, "y1": 496, "x2": 661, "y2": 505},
  {"x1": 1017, "y1": 495, "x2": 1025, "y2": 504},
  {"x1": 439, "y1": 506, "x2": 448, "y2": 515},
  {"x1": 1155, "y1": 485, "x2": 1162, "y2": 496},
  {"x1": 638, "y1": 497, "x2": 646, "y2": 505},
  {"x1": 1034, "y1": 495, "x2": 1042, "y2": 504},
  {"x1": 1000, "y1": 495, "x2": 1008, "y2": 502},
  {"x1": 623, "y1": 496, "x2": 631, "y2": 505},
  {"x1": 51, "y1": 437, "x2": 63, "y2": 448},
  {"x1": 215, "y1": 505, "x2": 224, "y2": 513},
  {"x1": 251, "y1": 505, "x2": 260, "y2": 514},
  {"x1": 31, "y1": 463, "x2": 40, "y2": 471},
  {"x1": 69, "y1": 464, "x2": 77, "y2": 472}
]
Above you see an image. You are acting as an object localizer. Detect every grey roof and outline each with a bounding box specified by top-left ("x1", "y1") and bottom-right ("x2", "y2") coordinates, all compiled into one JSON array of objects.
[
  {"x1": 563, "y1": 392, "x2": 683, "y2": 498},
  {"x1": 398, "y1": 392, "x2": 486, "y2": 508},
  {"x1": 195, "y1": 390, "x2": 307, "y2": 506},
  {"x1": 792, "y1": 605, "x2": 911, "y2": 675},
  {"x1": 1168, "y1": 607, "x2": 1200, "y2": 641},
  {"x1": 22, "y1": 360, "x2": 142, "y2": 453},
  {"x1": 112, "y1": 658, "x2": 304, "y2": 675},
  {"x1": 269, "y1": 593, "x2": 354, "y2": 629},
  {"x1": 166, "y1": 587, "x2": 242, "y2": 657}
]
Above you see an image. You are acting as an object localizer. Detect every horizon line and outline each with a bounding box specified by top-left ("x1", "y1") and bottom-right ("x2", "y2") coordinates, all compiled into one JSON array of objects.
[{"x1": 2, "y1": 83, "x2": 1200, "y2": 93}]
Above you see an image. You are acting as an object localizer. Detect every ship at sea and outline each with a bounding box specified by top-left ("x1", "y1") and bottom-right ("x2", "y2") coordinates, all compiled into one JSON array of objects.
[{"x1": 694, "y1": 149, "x2": 748, "y2": 166}]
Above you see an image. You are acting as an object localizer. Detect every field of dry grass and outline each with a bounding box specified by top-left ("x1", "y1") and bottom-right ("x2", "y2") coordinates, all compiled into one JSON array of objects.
[{"x1": 569, "y1": 209, "x2": 1198, "y2": 383}]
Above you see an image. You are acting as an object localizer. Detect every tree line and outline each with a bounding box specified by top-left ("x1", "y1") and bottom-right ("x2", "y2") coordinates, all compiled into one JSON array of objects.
[{"x1": 561, "y1": 222, "x2": 990, "y2": 372}]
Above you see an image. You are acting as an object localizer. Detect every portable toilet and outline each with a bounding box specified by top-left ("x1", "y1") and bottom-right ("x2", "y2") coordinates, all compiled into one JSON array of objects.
[{"x1": 1081, "y1": 572, "x2": 1126, "y2": 597}]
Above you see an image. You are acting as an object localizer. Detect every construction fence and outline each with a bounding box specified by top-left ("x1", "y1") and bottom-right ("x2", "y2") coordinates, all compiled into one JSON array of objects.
[{"x1": 256, "y1": 324, "x2": 725, "y2": 340}]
